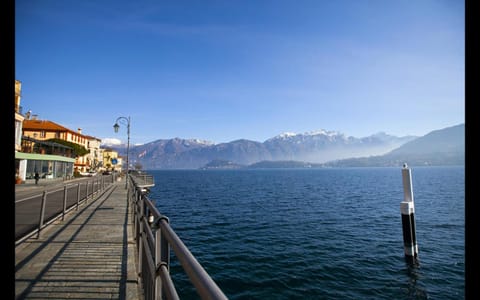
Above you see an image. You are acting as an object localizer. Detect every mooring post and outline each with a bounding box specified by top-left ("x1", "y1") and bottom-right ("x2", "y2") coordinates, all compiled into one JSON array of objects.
[{"x1": 400, "y1": 163, "x2": 419, "y2": 263}]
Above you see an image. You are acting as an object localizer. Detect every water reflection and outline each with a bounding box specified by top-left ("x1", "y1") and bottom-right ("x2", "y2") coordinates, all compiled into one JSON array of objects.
[{"x1": 404, "y1": 259, "x2": 429, "y2": 299}]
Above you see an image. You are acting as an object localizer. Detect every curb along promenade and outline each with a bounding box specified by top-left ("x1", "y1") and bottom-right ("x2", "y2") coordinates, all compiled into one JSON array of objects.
[{"x1": 15, "y1": 178, "x2": 142, "y2": 299}]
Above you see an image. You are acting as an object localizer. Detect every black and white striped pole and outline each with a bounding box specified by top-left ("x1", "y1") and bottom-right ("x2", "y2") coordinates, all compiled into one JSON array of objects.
[{"x1": 400, "y1": 163, "x2": 419, "y2": 264}]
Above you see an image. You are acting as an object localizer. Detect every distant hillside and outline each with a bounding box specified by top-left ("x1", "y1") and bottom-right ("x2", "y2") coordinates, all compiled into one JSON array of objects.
[
  {"x1": 388, "y1": 123, "x2": 464, "y2": 155},
  {"x1": 200, "y1": 159, "x2": 245, "y2": 170},
  {"x1": 323, "y1": 124, "x2": 464, "y2": 167},
  {"x1": 108, "y1": 129, "x2": 416, "y2": 169},
  {"x1": 247, "y1": 160, "x2": 322, "y2": 169}
]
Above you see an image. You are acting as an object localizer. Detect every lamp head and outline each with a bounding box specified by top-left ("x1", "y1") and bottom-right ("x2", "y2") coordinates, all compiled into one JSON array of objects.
[{"x1": 113, "y1": 123, "x2": 120, "y2": 133}]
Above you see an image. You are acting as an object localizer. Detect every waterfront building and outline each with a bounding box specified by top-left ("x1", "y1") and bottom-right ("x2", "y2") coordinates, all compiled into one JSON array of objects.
[
  {"x1": 14, "y1": 79, "x2": 106, "y2": 181},
  {"x1": 14, "y1": 80, "x2": 76, "y2": 182},
  {"x1": 22, "y1": 119, "x2": 102, "y2": 175},
  {"x1": 102, "y1": 149, "x2": 122, "y2": 173},
  {"x1": 14, "y1": 80, "x2": 24, "y2": 153}
]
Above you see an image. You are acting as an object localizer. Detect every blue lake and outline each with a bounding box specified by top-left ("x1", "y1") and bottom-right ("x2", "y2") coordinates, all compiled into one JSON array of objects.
[{"x1": 147, "y1": 166, "x2": 464, "y2": 299}]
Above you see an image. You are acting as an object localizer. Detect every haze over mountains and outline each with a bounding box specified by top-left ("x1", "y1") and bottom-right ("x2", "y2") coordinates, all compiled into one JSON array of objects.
[
  {"x1": 104, "y1": 124, "x2": 464, "y2": 169},
  {"x1": 108, "y1": 125, "x2": 462, "y2": 169},
  {"x1": 324, "y1": 123, "x2": 465, "y2": 167}
]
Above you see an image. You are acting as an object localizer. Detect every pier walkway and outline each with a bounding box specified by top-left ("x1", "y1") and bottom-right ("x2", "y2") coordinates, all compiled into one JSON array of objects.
[{"x1": 15, "y1": 179, "x2": 142, "y2": 299}]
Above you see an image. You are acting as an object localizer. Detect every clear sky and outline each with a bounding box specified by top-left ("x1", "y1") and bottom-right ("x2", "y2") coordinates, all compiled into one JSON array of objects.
[{"x1": 15, "y1": 0, "x2": 464, "y2": 146}]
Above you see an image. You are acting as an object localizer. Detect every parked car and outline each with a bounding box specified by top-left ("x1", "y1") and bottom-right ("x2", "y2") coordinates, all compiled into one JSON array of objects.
[{"x1": 79, "y1": 171, "x2": 96, "y2": 177}]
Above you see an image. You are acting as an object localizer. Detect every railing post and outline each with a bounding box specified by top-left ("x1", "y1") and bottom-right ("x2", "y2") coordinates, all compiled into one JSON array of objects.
[
  {"x1": 76, "y1": 183, "x2": 81, "y2": 211},
  {"x1": 132, "y1": 189, "x2": 136, "y2": 234},
  {"x1": 160, "y1": 217, "x2": 170, "y2": 270},
  {"x1": 62, "y1": 185, "x2": 68, "y2": 221},
  {"x1": 155, "y1": 215, "x2": 171, "y2": 299},
  {"x1": 137, "y1": 190, "x2": 144, "y2": 281},
  {"x1": 155, "y1": 219, "x2": 163, "y2": 299},
  {"x1": 85, "y1": 181, "x2": 89, "y2": 203},
  {"x1": 37, "y1": 191, "x2": 47, "y2": 239},
  {"x1": 133, "y1": 189, "x2": 139, "y2": 240}
]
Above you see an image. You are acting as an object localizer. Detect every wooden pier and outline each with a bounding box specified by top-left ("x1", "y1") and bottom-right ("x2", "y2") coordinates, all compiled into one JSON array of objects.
[{"x1": 15, "y1": 179, "x2": 142, "y2": 299}]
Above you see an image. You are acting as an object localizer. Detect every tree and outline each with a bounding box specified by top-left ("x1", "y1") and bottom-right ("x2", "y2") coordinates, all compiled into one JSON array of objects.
[{"x1": 47, "y1": 138, "x2": 89, "y2": 157}]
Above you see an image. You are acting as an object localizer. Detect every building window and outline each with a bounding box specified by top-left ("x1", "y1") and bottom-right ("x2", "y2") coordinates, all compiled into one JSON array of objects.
[{"x1": 40, "y1": 131, "x2": 46, "y2": 138}]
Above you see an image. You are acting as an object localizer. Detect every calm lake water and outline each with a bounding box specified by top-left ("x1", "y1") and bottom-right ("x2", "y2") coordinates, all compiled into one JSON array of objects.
[{"x1": 147, "y1": 166, "x2": 464, "y2": 299}]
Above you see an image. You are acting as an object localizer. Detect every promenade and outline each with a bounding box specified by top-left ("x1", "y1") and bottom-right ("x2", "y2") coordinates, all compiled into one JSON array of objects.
[{"x1": 15, "y1": 178, "x2": 142, "y2": 300}]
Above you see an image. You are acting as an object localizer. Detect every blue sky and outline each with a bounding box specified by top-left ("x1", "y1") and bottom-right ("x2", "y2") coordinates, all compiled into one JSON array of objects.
[{"x1": 15, "y1": 0, "x2": 464, "y2": 145}]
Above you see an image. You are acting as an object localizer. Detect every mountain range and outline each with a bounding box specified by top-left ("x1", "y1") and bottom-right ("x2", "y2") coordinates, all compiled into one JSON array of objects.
[
  {"x1": 323, "y1": 123, "x2": 465, "y2": 167},
  {"x1": 102, "y1": 125, "x2": 465, "y2": 169}
]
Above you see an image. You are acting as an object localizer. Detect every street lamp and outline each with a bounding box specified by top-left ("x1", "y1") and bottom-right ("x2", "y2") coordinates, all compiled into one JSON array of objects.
[{"x1": 113, "y1": 116, "x2": 130, "y2": 189}]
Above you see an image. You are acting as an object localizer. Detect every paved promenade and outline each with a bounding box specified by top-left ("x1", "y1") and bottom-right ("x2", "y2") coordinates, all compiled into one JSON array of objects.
[{"x1": 15, "y1": 178, "x2": 142, "y2": 300}]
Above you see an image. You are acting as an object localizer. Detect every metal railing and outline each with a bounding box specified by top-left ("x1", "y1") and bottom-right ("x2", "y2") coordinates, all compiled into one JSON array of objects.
[
  {"x1": 129, "y1": 171, "x2": 155, "y2": 188},
  {"x1": 128, "y1": 175, "x2": 228, "y2": 300},
  {"x1": 15, "y1": 174, "x2": 116, "y2": 245}
]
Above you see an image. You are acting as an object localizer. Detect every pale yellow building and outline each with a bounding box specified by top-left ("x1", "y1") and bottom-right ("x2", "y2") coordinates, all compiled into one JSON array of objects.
[
  {"x1": 14, "y1": 80, "x2": 25, "y2": 152},
  {"x1": 22, "y1": 118, "x2": 102, "y2": 174},
  {"x1": 102, "y1": 149, "x2": 123, "y2": 172},
  {"x1": 81, "y1": 131, "x2": 103, "y2": 172}
]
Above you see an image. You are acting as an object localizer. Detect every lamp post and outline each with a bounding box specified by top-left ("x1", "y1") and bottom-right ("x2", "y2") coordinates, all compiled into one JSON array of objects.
[{"x1": 113, "y1": 116, "x2": 130, "y2": 189}]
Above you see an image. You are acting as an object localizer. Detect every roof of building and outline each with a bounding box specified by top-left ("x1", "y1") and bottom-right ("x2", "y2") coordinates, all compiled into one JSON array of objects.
[{"x1": 23, "y1": 119, "x2": 101, "y2": 141}]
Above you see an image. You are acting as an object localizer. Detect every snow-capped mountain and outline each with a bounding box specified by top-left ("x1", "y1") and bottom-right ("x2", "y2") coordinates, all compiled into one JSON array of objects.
[
  {"x1": 109, "y1": 129, "x2": 417, "y2": 169},
  {"x1": 267, "y1": 129, "x2": 344, "y2": 141},
  {"x1": 263, "y1": 129, "x2": 414, "y2": 163}
]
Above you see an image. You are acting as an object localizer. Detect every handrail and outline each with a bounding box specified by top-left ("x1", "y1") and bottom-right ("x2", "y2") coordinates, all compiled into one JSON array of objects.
[
  {"x1": 15, "y1": 174, "x2": 115, "y2": 245},
  {"x1": 159, "y1": 218, "x2": 228, "y2": 300},
  {"x1": 129, "y1": 171, "x2": 155, "y2": 188},
  {"x1": 128, "y1": 173, "x2": 228, "y2": 300}
]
